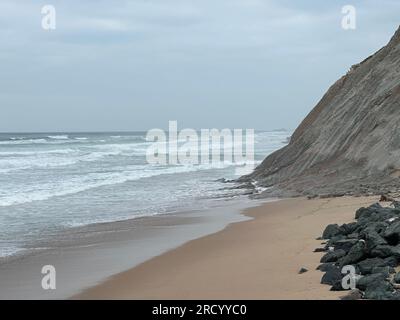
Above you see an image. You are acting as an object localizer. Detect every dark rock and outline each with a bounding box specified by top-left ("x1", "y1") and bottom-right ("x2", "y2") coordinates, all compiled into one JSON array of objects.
[
  {"x1": 339, "y1": 222, "x2": 358, "y2": 235},
  {"x1": 360, "y1": 223, "x2": 382, "y2": 234},
  {"x1": 363, "y1": 280, "x2": 394, "y2": 300},
  {"x1": 321, "y1": 267, "x2": 342, "y2": 286},
  {"x1": 355, "y1": 207, "x2": 367, "y2": 220},
  {"x1": 313, "y1": 248, "x2": 327, "y2": 253},
  {"x1": 390, "y1": 291, "x2": 400, "y2": 300},
  {"x1": 357, "y1": 258, "x2": 387, "y2": 275},
  {"x1": 364, "y1": 231, "x2": 387, "y2": 252},
  {"x1": 322, "y1": 224, "x2": 341, "y2": 239},
  {"x1": 355, "y1": 204, "x2": 382, "y2": 220},
  {"x1": 383, "y1": 256, "x2": 399, "y2": 267},
  {"x1": 339, "y1": 241, "x2": 367, "y2": 267},
  {"x1": 380, "y1": 194, "x2": 395, "y2": 202},
  {"x1": 362, "y1": 206, "x2": 398, "y2": 225},
  {"x1": 371, "y1": 244, "x2": 400, "y2": 258},
  {"x1": 347, "y1": 232, "x2": 359, "y2": 239},
  {"x1": 386, "y1": 216, "x2": 399, "y2": 224},
  {"x1": 215, "y1": 178, "x2": 231, "y2": 183},
  {"x1": 356, "y1": 273, "x2": 387, "y2": 291},
  {"x1": 340, "y1": 289, "x2": 363, "y2": 300},
  {"x1": 317, "y1": 196, "x2": 400, "y2": 299},
  {"x1": 229, "y1": 182, "x2": 255, "y2": 190},
  {"x1": 333, "y1": 239, "x2": 359, "y2": 253},
  {"x1": 383, "y1": 221, "x2": 400, "y2": 245},
  {"x1": 394, "y1": 272, "x2": 400, "y2": 284},
  {"x1": 320, "y1": 249, "x2": 346, "y2": 263},
  {"x1": 330, "y1": 279, "x2": 346, "y2": 291},
  {"x1": 316, "y1": 263, "x2": 336, "y2": 272},
  {"x1": 298, "y1": 267, "x2": 308, "y2": 274},
  {"x1": 371, "y1": 266, "x2": 395, "y2": 276},
  {"x1": 392, "y1": 201, "x2": 400, "y2": 209},
  {"x1": 327, "y1": 235, "x2": 347, "y2": 248}
]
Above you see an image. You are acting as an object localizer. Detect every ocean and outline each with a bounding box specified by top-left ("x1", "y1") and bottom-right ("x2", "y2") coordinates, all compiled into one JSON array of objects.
[{"x1": 0, "y1": 131, "x2": 290, "y2": 259}]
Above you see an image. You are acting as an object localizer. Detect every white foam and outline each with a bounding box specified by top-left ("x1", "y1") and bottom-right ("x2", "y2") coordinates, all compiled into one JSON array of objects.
[
  {"x1": 0, "y1": 143, "x2": 148, "y2": 173},
  {"x1": 0, "y1": 161, "x2": 239, "y2": 207},
  {"x1": 0, "y1": 139, "x2": 48, "y2": 145},
  {"x1": 47, "y1": 135, "x2": 69, "y2": 140},
  {"x1": 0, "y1": 246, "x2": 24, "y2": 258}
]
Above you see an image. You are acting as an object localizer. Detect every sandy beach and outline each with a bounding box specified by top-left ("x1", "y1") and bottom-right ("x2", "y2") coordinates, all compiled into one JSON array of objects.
[
  {"x1": 75, "y1": 196, "x2": 378, "y2": 300},
  {"x1": 0, "y1": 200, "x2": 255, "y2": 299}
]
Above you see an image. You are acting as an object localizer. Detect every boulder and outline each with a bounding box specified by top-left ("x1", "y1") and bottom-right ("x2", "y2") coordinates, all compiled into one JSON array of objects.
[
  {"x1": 359, "y1": 221, "x2": 388, "y2": 235},
  {"x1": 384, "y1": 256, "x2": 399, "y2": 267},
  {"x1": 363, "y1": 280, "x2": 394, "y2": 300},
  {"x1": 390, "y1": 291, "x2": 400, "y2": 300},
  {"x1": 327, "y1": 234, "x2": 346, "y2": 245},
  {"x1": 339, "y1": 241, "x2": 367, "y2": 267},
  {"x1": 333, "y1": 239, "x2": 359, "y2": 253},
  {"x1": 355, "y1": 204, "x2": 382, "y2": 220},
  {"x1": 347, "y1": 232, "x2": 359, "y2": 239},
  {"x1": 371, "y1": 245, "x2": 400, "y2": 259},
  {"x1": 339, "y1": 222, "x2": 358, "y2": 235},
  {"x1": 371, "y1": 266, "x2": 395, "y2": 276},
  {"x1": 320, "y1": 249, "x2": 346, "y2": 263},
  {"x1": 394, "y1": 272, "x2": 400, "y2": 284},
  {"x1": 316, "y1": 263, "x2": 336, "y2": 272},
  {"x1": 356, "y1": 273, "x2": 387, "y2": 291},
  {"x1": 364, "y1": 231, "x2": 387, "y2": 252},
  {"x1": 340, "y1": 289, "x2": 363, "y2": 300},
  {"x1": 322, "y1": 224, "x2": 341, "y2": 239},
  {"x1": 330, "y1": 279, "x2": 346, "y2": 291},
  {"x1": 383, "y1": 221, "x2": 400, "y2": 245},
  {"x1": 357, "y1": 258, "x2": 387, "y2": 275},
  {"x1": 298, "y1": 267, "x2": 308, "y2": 274},
  {"x1": 321, "y1": 267, "x2": 342, "y2": 286}
]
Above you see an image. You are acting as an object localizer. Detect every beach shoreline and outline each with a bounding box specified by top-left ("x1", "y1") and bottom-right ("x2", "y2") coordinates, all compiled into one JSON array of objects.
[
  {"x1": 75, "y1": 196, "x2": 379, "y2": 300},
  {"x1": 0, "y1": 197, "x2": 260, "y2": 299}
]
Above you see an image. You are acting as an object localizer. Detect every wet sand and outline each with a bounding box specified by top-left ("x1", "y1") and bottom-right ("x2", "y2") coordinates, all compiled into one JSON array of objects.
[
  {"x1": 0, "y1": 201, "x2": 253, "y2": 299},
  {"x1": 76, "y1": 196, "x2": 378, "y2": 299}
]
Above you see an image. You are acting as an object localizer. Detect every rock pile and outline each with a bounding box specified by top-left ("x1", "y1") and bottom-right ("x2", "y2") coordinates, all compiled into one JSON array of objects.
[{"x1": 317, "y1": 202, "x2": 400, "y2": 299}]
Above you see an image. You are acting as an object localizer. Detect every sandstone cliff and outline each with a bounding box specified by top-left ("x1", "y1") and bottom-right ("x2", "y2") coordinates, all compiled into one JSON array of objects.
[{"x1": 242, "y1": 26, "x2": 400, "y2": 197}]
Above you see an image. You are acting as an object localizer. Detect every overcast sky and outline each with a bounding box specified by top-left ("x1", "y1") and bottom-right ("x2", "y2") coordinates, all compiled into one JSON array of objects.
[{"x1": 0, "y1": 0, "x2": 399, "y2": 132}]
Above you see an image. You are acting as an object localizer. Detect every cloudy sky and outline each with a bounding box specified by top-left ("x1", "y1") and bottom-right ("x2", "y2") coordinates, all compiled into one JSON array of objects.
[{"x1": 0, "y1": 0, "x2": 399, "y2": 132}]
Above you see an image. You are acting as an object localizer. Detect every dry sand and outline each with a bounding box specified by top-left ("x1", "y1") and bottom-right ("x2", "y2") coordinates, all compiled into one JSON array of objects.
[{"x1": 75, "y1": 196, "x2": 379, "y2": 300}]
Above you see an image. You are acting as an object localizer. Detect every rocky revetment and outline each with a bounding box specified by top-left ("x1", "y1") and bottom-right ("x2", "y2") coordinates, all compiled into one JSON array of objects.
[{"x1": 317, "y1": 200, "x2": 400, "y2": 300}]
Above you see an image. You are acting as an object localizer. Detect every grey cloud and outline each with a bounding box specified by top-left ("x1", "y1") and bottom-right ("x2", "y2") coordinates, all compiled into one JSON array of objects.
[{"x1": 0, "y1": 0, "x2": 399, "y2": 132}]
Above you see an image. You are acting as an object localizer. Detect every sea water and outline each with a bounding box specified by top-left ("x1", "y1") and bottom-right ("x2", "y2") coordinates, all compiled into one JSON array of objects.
[{"x1": 0, "y1": 131, "x2": 290, "y2": 258}]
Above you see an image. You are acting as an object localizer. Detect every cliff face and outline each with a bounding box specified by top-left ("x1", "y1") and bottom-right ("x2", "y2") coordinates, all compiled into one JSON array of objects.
[{"x1": 243, "y1": 26, "x2": 400, "y2": 197}]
